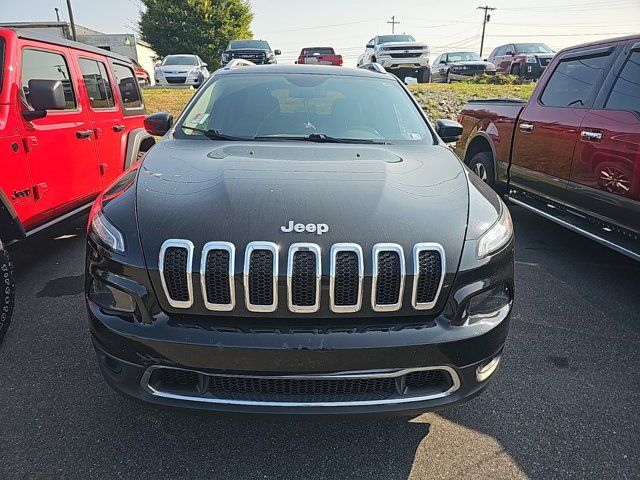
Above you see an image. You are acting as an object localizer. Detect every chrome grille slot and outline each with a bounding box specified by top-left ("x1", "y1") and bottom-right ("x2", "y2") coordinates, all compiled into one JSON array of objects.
[
  {"x1": 287, "y1": 244, "x2": 321, "y2": 313},
  {"x1": 159, "y1": 240, "x2": 194, "y2": 309},
  {"x1": 201, "y1": 242, "x2": 235, "y2": 311},
  {"x1": 330, "y1": 243, "x2": 364, "y2": 313},
  {"x1": 244, "y1": 242, "x2": 278, "y2": 312},
  {"x1": 371, "y1": 244, "x2": 405, "y2": 312},
  {"x1": 412, "y1": 243, "x2": 445, "y2": 310}
]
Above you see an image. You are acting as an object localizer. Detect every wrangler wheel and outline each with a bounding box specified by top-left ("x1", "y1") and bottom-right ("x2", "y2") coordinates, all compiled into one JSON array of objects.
[{"x1": 0, "y1": 239, "x2": 15, "y2": 346}]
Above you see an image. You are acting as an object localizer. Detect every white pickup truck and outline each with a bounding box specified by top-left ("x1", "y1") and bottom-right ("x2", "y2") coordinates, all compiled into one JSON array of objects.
[{"x1": 357, "y1": 34, "x2": 431, "y2": 82}]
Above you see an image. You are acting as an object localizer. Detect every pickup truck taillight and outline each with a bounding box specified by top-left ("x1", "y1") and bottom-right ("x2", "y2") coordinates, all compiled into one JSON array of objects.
[
  {"x1": 339, "y1": 56, "x2": 343, "y2": 66},
  {"x1": 297, "y1": 56, "x2": 304, "y2": 64}
]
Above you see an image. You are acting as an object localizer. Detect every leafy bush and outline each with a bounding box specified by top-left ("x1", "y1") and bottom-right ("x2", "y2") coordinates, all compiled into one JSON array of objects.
[{"x1": 464, "y1": 74, "x2": 532, "y2": 85}]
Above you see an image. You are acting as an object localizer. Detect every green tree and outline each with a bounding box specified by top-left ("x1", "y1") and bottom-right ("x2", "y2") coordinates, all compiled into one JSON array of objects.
[{"x1": 139, "y1": 0, "x2": 253, "y2": 69}]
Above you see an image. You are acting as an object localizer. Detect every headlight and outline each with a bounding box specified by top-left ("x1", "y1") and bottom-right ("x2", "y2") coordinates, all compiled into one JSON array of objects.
[
  {"x1": 485, "y1": 64, "x2": 496, "y2": 71},
  {"x1": 188, "y1": 67, "x2": 200, "y2": 75},
  {"x1": 477, "y1": 205, "x2": 513, "y2": 258},
  {"x1": 525, "y1": 56, "x2": 537, "y2": 63},
  {"x1": 222, "y1": 53, "x2": 230, "y2": 62},
  {"x1": 89, "y1": 204, "x2": 125, "y2": 253},
  {"x1": 155, "y1": 69, "x2": 163, "y2": 76}
]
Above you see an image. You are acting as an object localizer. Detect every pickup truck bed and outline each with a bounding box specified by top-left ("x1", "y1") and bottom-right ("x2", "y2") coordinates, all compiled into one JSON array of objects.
[{"x1": 456, "y1": 34, "x2": 640, "y2": 261}]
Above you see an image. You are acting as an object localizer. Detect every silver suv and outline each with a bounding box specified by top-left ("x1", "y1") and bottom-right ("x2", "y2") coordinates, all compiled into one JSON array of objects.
[{"x1": 155, "y1": 54, "x2": 210, "y2": 87}]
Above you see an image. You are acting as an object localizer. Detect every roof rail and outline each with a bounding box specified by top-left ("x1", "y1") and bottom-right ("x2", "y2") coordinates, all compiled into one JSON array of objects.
[
  {"x1": 358, "y1": 62, "x2": 387, "y2": 74},
  {"x1": 224, "y1": 59, "x2": 256, "y2": 70}
]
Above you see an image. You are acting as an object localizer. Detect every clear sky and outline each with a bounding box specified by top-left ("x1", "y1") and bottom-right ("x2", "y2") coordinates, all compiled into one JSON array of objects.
[{"x1": 2, "y1": 0, "x2": 639, "y2": 66}]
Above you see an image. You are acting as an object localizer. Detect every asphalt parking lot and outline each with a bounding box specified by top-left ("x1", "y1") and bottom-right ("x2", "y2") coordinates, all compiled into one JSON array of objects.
[{"x1": 1, "y1": 206, "x2": 638, "y2": 480}]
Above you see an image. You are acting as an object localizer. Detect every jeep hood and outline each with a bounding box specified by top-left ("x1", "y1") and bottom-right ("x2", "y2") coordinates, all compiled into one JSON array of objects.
[{"x1": 136, "y1": 140, "x2": 469, "y2": 280}]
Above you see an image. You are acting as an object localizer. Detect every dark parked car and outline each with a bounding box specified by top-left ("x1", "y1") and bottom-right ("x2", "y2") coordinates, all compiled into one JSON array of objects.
[
  {"x1": 221, "y1": 39, "x2": 281, "y2": 66},
  {"x1": 86, "y1": 63, "x2": 514, "y2": 415},
  {"x1": 487, "y1": 43, "x2": 555, "y2": 79},
  {"x1": 458, "y1": 35, "x2": 640, "y2": 261},
  {"x1": 431, "y1": 51, "x2": 496, "y2": 83}
]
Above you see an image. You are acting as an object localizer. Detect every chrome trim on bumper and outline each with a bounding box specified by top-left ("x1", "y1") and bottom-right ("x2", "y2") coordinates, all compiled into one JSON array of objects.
[{"x1": 140, "y1": 365, "x2": 461, "y2": 408}]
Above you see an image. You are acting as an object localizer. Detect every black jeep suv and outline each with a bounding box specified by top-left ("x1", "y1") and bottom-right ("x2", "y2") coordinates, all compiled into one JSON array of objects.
[
  {"x1": 221, "y1": 39, "x2": 281, "y2": 66},
  {"x1": 85, "y1": 64, "x2": 514, "y2": 415}
]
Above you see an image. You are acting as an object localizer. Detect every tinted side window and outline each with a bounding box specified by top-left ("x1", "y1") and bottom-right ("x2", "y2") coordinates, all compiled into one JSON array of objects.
[
  {"x1": 78, "y1": 58, "x2": 115, "y2": 109},
  {"x1": 111, "y1": 63, "x2": 142, "y2": 109},
  {"x1": 606, "y1": 51, "x2": 640, "y2": 114},
  {"x1": 21, "y1": 49, "x2": 76, "y2": 109},
  {"x1": 540, "y1": 54, "x2": 611, "y2": 108}
]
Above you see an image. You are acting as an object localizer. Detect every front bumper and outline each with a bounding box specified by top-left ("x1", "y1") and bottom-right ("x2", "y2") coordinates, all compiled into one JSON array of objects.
[
  {"x1": 449, "y1": 70, "x2": 496, "y2": 81},
  {"x1": 377, "y1": 56, "x2": 430, "y2": 70},
  {"x1": 155, "y1": 74, "x2": 203, "y2": 86},
  {"x1": 88, "y1": 300, "x2": 510, "y2": 415},
  {"x1": 520, "y1": 62, "x2": 547, "y2": 79}
]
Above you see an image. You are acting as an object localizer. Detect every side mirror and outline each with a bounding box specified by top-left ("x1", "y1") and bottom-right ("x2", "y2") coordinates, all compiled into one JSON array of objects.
[
  {"x1": 22, "y1": 79, "x2": 66, "y2": 121},
  {"x1": 505, "y1": 51, "x2": 515, "y2": 56},
  {"x1": 436, "y1": 119, "x2": 463, "y2": 143},
  {"x1": 202, "y1": 63, "x2": 208, "y2": 68},
  {"x1": 439, "y1": 59, "x2": 447, "y2": 64},
  {"x1": 366, "y1": 44, "x2": 374, "y2": 49},
  {"x1": 144, "y1": 112, "x2": 174, "y2": 136},
  {"x1": 632, "y1": 41, "x2": 640, "y2": 51},
  {"x1": 483, "y1": 58, "x2": 488, "y2": 61},
  {"x1": 274, "y1": 50, "x2": 282, "y2": 56}
]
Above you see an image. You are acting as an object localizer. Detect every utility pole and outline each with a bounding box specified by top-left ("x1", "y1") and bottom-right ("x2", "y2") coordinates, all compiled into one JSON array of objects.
[
  {"x1": 387, "y1": 16, "x2": 400, "y2": 34},
  {"x1": 66, "y1": 0, "x2": 77, "y2": 41},
  {"x1": 54, "y1": 8, "x2": 60, "y2": 22},
  {"x1": 477, "y1": 5, "x2": 496, "y2": 57}
]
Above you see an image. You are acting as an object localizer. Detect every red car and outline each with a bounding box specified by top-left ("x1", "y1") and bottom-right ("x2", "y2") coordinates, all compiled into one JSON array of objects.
[
  {"x1": 297, "y1": 47, "x2": 343, "y2": 66},
  {"x1": 458, "y1": 34, "x2": 640, "y2": 261},
  {"x1": 130, "y1": 58, "x2": 151, "y2": 86},
  {"x1": 0, "y1": 28, "x2": 156, "y2": 343},
  {"x1": 487, "y1": 43, "x2": 555, "y2": 79}
]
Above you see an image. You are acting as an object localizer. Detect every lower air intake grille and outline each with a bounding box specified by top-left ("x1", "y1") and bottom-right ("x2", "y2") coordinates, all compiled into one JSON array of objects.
[
  {"x1": 376, "y1": 251, "x2": 402, "y2": 305},
  {"x1": 204, "y1": 250, "x2": 231, "y2": 305},
  {"x1": 147, "y1": 367, "x2": 456, "y2": 405},
  {"x1": 415, "y1": 250, "x2": 442, "y2": 304},
  {"x1": 163, "y1": 247, "x2": 189, "y2": 302},
  {"x1": 334, "y1": 251, "x2": 359, "y2": 306},
  {"x1": 249, "y1": 250, "x2": 274, "y2": 306},
  {"x1": 291, "y1": 251, "x2": 317, "y2": 307}
]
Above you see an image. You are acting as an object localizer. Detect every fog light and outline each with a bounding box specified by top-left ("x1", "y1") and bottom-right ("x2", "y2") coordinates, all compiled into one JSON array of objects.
[
  {"x1": 476, "y1": 355, "x2": 501, "y2": 381},
  {"x1": 90, "y1": 278, "x2": 136, "y2": 313},
  {"x1": 466, "y1": 283, "x2": 511, "y2": 323}
]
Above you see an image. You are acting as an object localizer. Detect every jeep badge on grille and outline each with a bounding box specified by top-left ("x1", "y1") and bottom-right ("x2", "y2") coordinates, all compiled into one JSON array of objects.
[{"x1": 281, "y1": 221, "x2": 329, "y2": 235}]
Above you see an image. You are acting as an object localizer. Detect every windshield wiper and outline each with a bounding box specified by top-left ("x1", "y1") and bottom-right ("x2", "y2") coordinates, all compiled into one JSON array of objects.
[
  {"x1": 181, "y1": 126, "x2": 249, "y2": 141},
  {"x1": 254, "y1": 133, "x2": 389, "y2": 145}
]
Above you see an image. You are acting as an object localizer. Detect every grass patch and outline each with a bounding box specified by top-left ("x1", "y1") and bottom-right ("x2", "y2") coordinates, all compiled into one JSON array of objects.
[{"x1": 142, "y1": 83, "x2": 536, "y2": 123}]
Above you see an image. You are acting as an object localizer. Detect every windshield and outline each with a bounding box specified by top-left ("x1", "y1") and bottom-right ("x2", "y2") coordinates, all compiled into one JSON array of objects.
[
  {"x1": 378, "y1": 35, "x2": 416, "y2": 44},
  {"x1": 515, "y1": 44, "x2": 553, "y2": 54},
  {"x1": 229, "y1": 40, "x2": 271, "y2": 50},
  {"x1": 162, "y1": 55, "x2": 198, "y2": 66},
  {"x1": 177, "y1": 74, "x2": 432, "y2": 144},
  {"x1": 447, "y1": 52, "x2": 482, "y2": 62}
]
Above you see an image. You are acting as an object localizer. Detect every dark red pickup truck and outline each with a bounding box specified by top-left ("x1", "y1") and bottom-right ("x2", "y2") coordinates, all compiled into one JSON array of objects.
[
  {"x1": 457, "y1": 35, "x2": 640, "y2": 261},
  {"x1": 297, "y1": 47, "x2": 343, "y2": 66}
]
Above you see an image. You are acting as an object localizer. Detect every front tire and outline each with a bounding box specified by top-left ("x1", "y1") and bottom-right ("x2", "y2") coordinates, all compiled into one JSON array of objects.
[
  {"x1": 0, "y1": 239, "x2": 15, "y2": 346},
  {"x1": 468, "y1": 151, "x2": 496, "y2": 189},
  {"x1": 419, "y1": 67, "x2": 431, "y2": 83}
]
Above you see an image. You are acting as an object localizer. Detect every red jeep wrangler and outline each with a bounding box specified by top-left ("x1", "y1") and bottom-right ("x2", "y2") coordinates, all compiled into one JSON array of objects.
[{"x1": 0, "y1": 29, "x2": 155, "y2": 343}]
